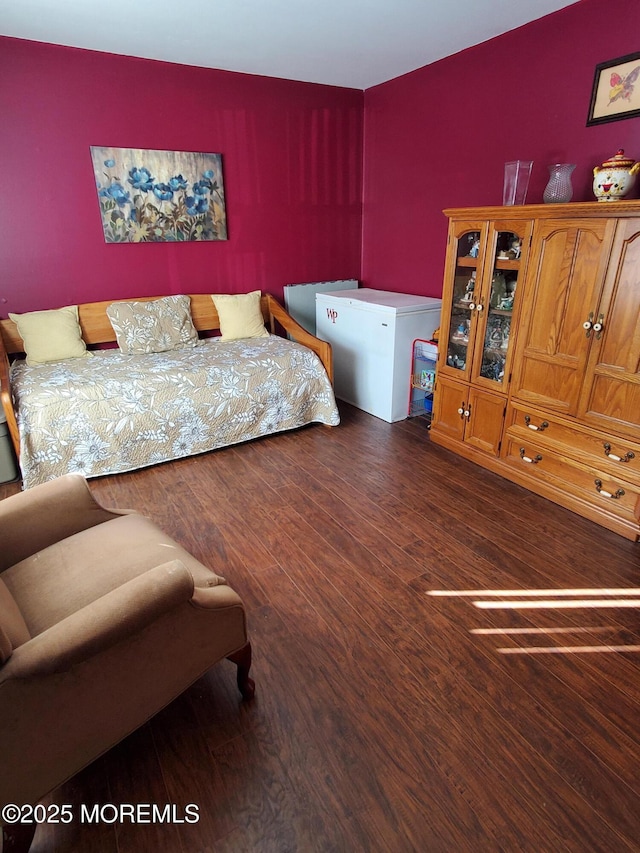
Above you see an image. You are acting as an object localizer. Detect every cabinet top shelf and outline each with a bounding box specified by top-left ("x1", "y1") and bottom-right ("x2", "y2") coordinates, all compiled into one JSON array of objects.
[{"x1": 444, "y1": 200, "x2": 640, "y2": 219}]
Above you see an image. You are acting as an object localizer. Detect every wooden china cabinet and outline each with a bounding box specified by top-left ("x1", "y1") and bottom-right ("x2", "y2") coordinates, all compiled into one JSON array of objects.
[{"x1": 430, "y1": 202, "x2": 640, "y2": 541}]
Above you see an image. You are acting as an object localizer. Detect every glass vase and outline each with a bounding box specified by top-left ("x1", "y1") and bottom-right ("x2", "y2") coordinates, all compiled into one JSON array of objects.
[
  {"x1": 503, "y1": 160, "x2": 533, "y2": 205},
  {"x1": 543, "y1": 163, "x2": 576, "y2": 204}
]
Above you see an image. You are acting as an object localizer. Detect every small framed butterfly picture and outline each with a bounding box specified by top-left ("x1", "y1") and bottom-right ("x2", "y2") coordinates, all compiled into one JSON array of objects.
[{"x1": 587, "y1": 51, "x2": 640, "y2": 126}]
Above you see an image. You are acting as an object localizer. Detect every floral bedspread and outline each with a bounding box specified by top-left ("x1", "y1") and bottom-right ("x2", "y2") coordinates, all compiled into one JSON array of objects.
[{"x1": 11, "y1": 336, "x2": 340, "y2": 488}]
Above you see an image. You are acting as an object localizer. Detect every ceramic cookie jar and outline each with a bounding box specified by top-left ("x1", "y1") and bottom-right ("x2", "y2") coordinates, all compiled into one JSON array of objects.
[{"x1": 593, "y1": 148, "x2": 640, "y2": 201}]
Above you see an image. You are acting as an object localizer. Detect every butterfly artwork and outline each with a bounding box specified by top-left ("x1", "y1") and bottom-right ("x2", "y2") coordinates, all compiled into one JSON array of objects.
[
  {"x1": 588, "y1": 53, "x2": 640, "y2": 125},
  {"x1": 608, "y1": 65, "x2": 640, "y2": 106}
]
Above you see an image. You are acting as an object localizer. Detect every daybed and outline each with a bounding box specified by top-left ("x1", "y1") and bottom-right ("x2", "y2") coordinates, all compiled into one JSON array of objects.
[{"x1": 0, "y1": 293, "x2": 339, "y2": 488}]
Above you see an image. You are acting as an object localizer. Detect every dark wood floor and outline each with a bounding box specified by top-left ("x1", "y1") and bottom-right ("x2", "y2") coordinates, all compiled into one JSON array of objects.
[{"x1": 2, "y1": 403, "x2": 640, "y2": 852}]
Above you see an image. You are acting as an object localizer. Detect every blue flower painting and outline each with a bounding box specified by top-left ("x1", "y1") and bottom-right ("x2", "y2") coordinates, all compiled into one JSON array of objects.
[{"x1": 90, "y1": 147, "x2": 227, "y2": 243}]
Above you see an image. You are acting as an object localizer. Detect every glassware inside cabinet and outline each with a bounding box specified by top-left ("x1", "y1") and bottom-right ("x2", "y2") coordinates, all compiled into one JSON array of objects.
[
  {"x1": 446, "y1": 230, "x2": 481, "y2": 373},
  {"x1": 478, "y1": 230, "x2": 522, "y2": 386}
]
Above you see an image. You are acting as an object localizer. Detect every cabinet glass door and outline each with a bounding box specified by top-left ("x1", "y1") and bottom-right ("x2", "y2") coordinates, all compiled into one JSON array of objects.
[
  {"x1": 472, "y1": 224, "x2": 531, "y2": 391},
  {"x1": 444, "y1": 224, "x2": 486, "y2": 381}
]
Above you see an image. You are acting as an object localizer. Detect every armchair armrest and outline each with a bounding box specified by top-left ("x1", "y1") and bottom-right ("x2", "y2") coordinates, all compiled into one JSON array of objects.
[
  {"x1": 0, "y1": 474, "x2": 132, "y2": 573},
  {"x1": 266, "y1": 294, "x2": 334, "y2": 383},
  {"x1": 0, "y1": 331, "x2": 19, "y2": 456},
  {"x1": 0, "y1": 560, "x2": 195, "y2": 679}
]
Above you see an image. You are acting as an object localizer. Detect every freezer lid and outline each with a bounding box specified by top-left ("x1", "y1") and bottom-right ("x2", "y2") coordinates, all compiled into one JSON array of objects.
[{"x1": 315, "y1": 288, "x2": 442, "y2": 314}]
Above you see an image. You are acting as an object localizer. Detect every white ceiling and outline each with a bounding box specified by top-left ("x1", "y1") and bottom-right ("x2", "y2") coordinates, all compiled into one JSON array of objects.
[{"x1": 1, "y1": 0, "x2": 579, "y2": 90}]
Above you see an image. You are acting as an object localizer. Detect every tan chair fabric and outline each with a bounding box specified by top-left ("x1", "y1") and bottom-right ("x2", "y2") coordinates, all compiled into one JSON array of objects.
[
  {"x1": 0, "y1": 474, "x2": 252, "y2": 813},
  {"x1": 0, "y1": 579, "x2": 30, "y2": 658}
]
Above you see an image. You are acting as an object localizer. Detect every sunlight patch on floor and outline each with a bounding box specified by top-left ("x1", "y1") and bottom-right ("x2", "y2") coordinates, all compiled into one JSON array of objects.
[
  {"x1": 428, "y1": 587, "x2": 640, "y2": 655},
  {"x1": 428, "y1": 588, "x2": 640, "y2": 597},
  {"x1": 474, "y1": 599, "x2": 640, "y2": 609},
  {"x1": 497, "y1": 645, "x2": 640, "y2": 655},
  {"x1": 471, "y1": 626, "x2": 613, "y2": 635}
]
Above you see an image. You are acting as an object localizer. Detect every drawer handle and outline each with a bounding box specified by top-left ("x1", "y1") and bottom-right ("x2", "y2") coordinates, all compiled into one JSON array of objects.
[
  {"x1": 594, "y1": 479, "x2": 625, "y2": 499},
  {"x1": 524, "y1": 416, "x2": 549, "y2": 432},
  {"x1": 519, "y1": 447, "x2": 542, "y2": 464},
  {"x1": 603, "y1": 443, "x2": 635, "y2": 463}
]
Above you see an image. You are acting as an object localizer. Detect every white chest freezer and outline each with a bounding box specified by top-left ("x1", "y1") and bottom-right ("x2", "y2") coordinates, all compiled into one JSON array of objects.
[{"x1": 315, "y1": 288, "x2": 442, "y2": 422}]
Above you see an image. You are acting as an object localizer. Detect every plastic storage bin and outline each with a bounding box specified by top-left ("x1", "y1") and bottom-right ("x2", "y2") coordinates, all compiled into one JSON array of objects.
[
  {"x1": 0, "y1": 412, "x2": 18, "y2": 483},
  {"x1": 409, "y1": 339, "x2": 438, "y2": 419}
]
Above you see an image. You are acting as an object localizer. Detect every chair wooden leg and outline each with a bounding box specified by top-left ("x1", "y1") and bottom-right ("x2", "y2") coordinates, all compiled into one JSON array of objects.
[
  {"x1": 3, "y1": 821, "x2": 36, "y2": 853},
  {"x1": 226, "y1": 641, "x2": 255, "y2": 700}
]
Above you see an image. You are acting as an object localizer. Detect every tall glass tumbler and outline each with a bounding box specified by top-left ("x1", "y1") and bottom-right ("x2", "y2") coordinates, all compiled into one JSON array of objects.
[{"x1": 503, "y1": 160, "x2": 533, "y2": 206}]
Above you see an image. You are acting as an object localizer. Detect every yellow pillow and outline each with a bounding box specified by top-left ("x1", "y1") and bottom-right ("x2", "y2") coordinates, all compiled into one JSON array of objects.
[
  {"x1": 9, "y1": 306, "x2": 90, "y2": 366},
  {"x1": 210, "y1": 291, "x2": 269, "y2": 341}
]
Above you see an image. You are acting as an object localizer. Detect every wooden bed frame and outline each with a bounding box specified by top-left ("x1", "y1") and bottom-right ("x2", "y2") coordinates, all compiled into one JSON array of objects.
[{"x1": 0, "y1": 293, "x2": 333, "y2": 457}]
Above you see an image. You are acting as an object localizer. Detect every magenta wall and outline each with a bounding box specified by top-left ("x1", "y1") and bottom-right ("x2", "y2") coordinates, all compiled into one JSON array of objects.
[
  {"x1": 0, "y1": 38, "x2": 363, "y2": 317},
  {"x1": 4, "y1": 0, "x2": 640, "y2": 318},
  {"x1": 362, "y1": 0, "x2": 640, "y2": 298}
]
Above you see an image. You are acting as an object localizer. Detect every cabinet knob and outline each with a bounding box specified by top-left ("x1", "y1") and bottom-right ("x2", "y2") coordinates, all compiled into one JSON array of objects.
[
  {"x1": 583, "y1": 311, "x2": 594, "y2": 337},
  {"x1": 475, "y1": 303, "x2": 484, "y2": 312},
  {"x1": 593, "y1": 313, "x2": 605, "y2": 339}
]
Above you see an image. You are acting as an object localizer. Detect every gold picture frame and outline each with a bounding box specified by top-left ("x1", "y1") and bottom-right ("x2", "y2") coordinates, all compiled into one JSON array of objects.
[{"x1": 587, "y1": 51, "x2": 640, "y2": 126}]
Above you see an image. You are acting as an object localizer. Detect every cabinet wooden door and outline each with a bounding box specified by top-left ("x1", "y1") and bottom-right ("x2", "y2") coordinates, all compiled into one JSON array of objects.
[
  {"x1": 431, "y1": 375, "x2": 505, "y2": 456},
  {"x1": 512, "y1": 218, "x2": 616, "y2": 416},
  {"x1": 579, "y1": 218, "x2": 640, "y2": 440},
  {"x1": 466, "y1": 386, "x2": 507, "y2": 455},
  {"x1": 431, "y1": 375, "x2": 467, "y2": 442}
]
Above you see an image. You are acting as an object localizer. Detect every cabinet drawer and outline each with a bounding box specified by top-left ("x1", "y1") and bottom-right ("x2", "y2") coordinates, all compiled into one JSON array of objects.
[
  {"x1": 506, "y1": 402, "x2": 640, "y2": 486},
  {"x1": 503, "y1": 437, "x2": 640, "y2": 524}
]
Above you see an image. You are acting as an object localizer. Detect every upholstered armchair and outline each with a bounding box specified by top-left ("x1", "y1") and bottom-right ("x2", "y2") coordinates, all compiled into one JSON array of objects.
[{"x1": 0, "y1": 474, "x2": 254, "y2": 853}]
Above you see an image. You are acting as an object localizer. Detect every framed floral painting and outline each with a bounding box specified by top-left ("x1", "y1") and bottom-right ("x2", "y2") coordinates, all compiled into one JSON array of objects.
[{"x1": 90, "y1": 146, "x2": 227, "y2": 243}]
